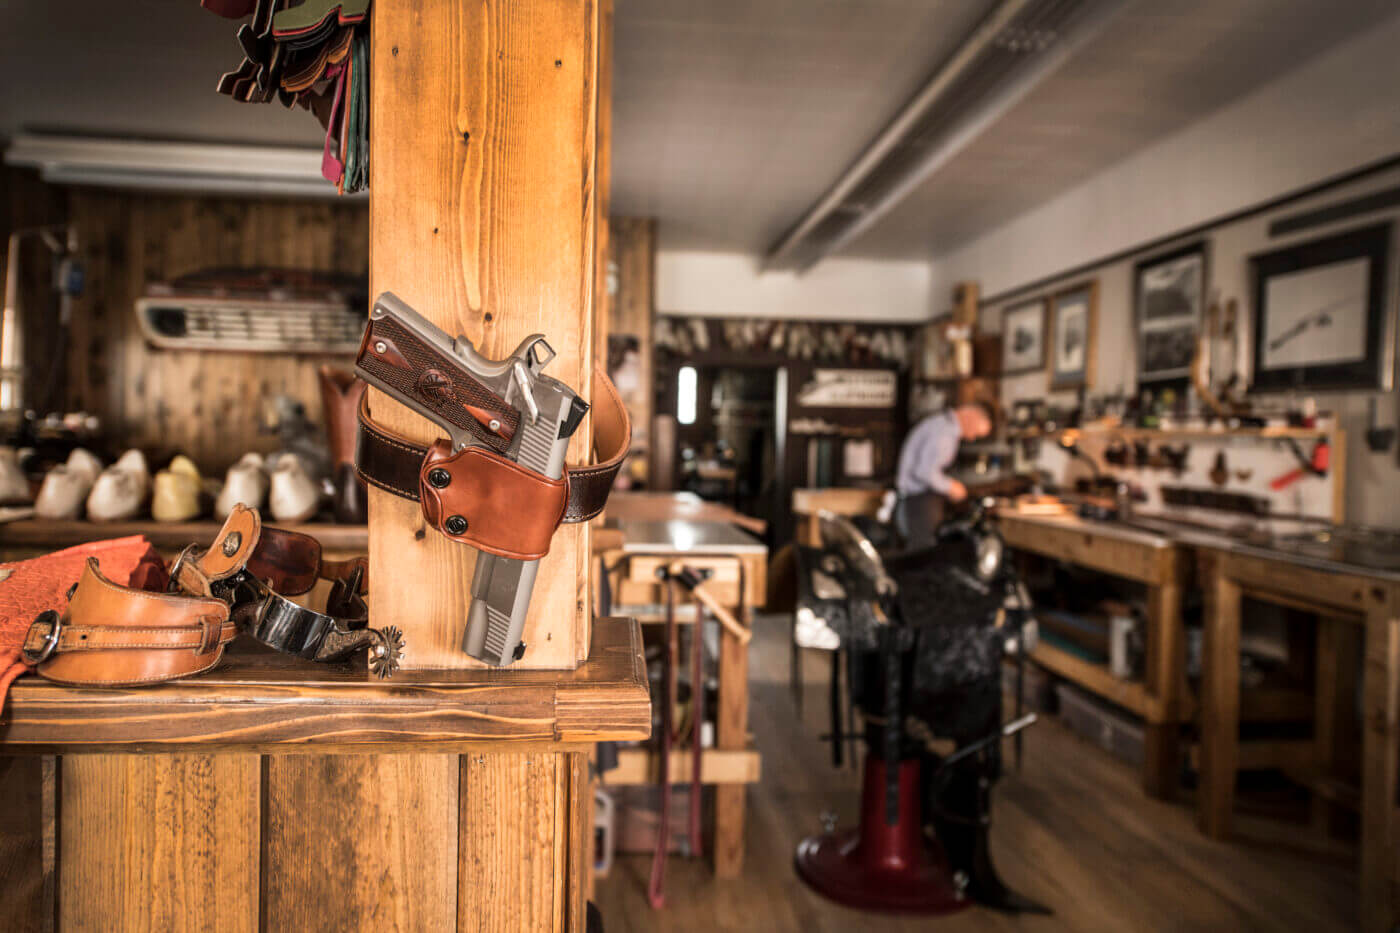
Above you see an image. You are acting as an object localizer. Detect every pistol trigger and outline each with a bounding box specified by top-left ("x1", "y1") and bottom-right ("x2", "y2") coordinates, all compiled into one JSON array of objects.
[{"x1": 512, "y1": 361, "x2": 540, "y2": 424}]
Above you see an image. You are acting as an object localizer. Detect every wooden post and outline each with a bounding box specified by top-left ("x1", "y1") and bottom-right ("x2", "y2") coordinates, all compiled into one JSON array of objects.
[
  {"x1": 1360, "y1": 587, "x2": 1399, "y2": 932},
  {"x1": 1199, "y1": 567, "x2": 1241, "y2": 839},
  {"x1": 1142, "y1": 550, "x2": 1183, "y2": 799},
  {"x1": 368, "y1": 0, "x2": 605, "y2": 670}
]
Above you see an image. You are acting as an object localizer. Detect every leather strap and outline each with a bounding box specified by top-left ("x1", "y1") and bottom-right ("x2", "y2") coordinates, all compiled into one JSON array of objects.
[
  {"x1": 24, "y1": 617, "x2": 236, "y2": 656},
  {"x1": 355, "y1": 366, "x2": 631, "y2": 525},
  {"x1": 22, "y1": 559, "x2": 237, "y2": 687},
  {"x1": 20, "y1": 506, "x2": 387, "y2": 686}
]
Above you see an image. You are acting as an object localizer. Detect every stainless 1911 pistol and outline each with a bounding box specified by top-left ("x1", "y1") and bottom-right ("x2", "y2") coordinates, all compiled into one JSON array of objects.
[{"x1": 354, "y1": 292, "x2": 589, "y2": 666}]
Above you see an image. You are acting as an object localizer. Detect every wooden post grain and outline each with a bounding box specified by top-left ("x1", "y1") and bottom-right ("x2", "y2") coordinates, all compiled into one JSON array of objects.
[
  {"x1": 1199, "y1": 568, "x2": 1241, "y2": 839},
  {"x1": 368, "y1": 0, "x2": 604, "y2": 670}
]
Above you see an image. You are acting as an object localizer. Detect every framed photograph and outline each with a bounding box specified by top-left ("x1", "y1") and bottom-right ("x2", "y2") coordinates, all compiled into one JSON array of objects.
[
  {"x1": 1250, "y1": 222, "x2": 1392, "y2": 391},
  {"x1": 1000, "y1": 299, "x2": 1047, "y2": 375},
  {"x1": 1051, "y1": 281, "x2": 1097, "y2": 389},
  {"x1": 1135, "y1": 242, "x2": 1206, "y2": 382}
]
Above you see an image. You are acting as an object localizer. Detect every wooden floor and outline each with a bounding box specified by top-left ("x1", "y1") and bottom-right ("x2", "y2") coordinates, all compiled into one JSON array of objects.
[{"x1": 595, "y1": 620, "x2": 1357, "y2": 932}]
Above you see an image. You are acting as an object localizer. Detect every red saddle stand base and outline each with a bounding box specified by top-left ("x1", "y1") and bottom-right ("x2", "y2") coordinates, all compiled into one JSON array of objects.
[{"x1": 794, "y1": 757, "x2": 970, "y2": 915}]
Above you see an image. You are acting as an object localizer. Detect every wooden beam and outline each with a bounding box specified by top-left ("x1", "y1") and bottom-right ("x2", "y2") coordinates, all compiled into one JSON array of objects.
[
  {"x1": 1030, "y1": 641, "x2": 1150, "y2": 718},
  {"x1": 368, "y1": 0, "x2": 603, "y2": 669}
]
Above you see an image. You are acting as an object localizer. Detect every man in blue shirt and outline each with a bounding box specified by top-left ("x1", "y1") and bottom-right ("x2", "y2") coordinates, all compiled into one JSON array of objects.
[{"x1": 894, "y1": 401, "x2": 994, "y2": 546}]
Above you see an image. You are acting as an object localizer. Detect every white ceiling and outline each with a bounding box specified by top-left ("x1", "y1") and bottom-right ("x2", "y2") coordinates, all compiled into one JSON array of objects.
[{"x1": 1, "y1": 0, "x2": 1396, "y2": 262}]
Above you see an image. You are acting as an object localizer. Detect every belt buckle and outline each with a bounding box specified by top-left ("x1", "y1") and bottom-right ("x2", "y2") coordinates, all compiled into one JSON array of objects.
[{"x1": 21, "y1": 609, "x2": 63, "y2": 665}]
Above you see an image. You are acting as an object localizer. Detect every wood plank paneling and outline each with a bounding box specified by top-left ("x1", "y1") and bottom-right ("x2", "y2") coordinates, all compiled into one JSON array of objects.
[
  {"x1": 60, "y1": 754, "x2": 259, "y2": 932},
  {"x1": 0, "y1": 755, "x2": 55, "y2": 932},
  {"x1": 60, "y1": 191, "x2": 367, "y2": 471},
  {"x1": 367, "y1": 0, "x2": 601, "y2": 670},
  {"x1": 263, "y1": 754, "x2": 458, "y2": 931},
  {"x1": 458, "y1": 752, "x2": 577, "y2": 931}
]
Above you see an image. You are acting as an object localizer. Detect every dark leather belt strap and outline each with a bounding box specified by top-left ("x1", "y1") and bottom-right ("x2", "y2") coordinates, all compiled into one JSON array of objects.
[{"x1": 355, "y1": 366, "x2": 632, "y2": 524}]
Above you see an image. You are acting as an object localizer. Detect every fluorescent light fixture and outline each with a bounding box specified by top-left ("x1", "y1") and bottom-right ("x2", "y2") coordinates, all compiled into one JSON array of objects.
[
  {"x1": 4, "y1": 133, "x2": 361, "y2": 200},
  {"x1": 677, "y1": 366, "x2": 698, "y2": 425}
]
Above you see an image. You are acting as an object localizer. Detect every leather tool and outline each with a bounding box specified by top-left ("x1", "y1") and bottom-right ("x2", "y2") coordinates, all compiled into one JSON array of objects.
[
  {"x1": 20, "y1": 505, "x2": 402, "y2": 684},
  {"x1": 355, "y1": 366, "x2": 632, "y2": 549}
]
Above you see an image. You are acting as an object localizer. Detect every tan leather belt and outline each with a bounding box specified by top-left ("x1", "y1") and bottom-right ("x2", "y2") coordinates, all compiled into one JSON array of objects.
[
  {"x1": 354, "y1": 367, "x2": 631, "y2": 560},
  {"x1": 21, "y1": 505, "x2": 402, "y2": 686}
]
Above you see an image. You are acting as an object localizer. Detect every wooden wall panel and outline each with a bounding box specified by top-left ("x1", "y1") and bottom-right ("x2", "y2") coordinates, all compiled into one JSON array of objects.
[
  {"x1": 0, "y1": 755, "x2": 55, "y2": 932},
  {"x1": 60, "y1": 754, "x2": 259, "y2": 932},
  {"x1": 264, "y1": 754, "x2": 459, "y2": 931},
  {"x1": 62, "y1": 191, "x2": 367, "y2": 470},
  {"x1": 367, "y1": 0, "x2": 602, "y2": 670},
  {"x1": 458, "y1": 752, "x2": 582, "y2": 931}
]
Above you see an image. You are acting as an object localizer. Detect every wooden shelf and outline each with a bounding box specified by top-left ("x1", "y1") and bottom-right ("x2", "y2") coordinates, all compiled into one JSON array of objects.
[
  {"x1": 1031, "y1": 641, "x2": 1158, "y2": 721},
  {"x1": 0, "y1": 518, "x2": 367, "y2": 552},
  {"x1": 0, "y1": 617, "x2": 650, "y2": 751},
  {"x1": 608, "y1": 746, "x2": 761, "y2": 786},
  {"x1": 1008, "y1": 424, "x2": 1335, "y2": 443}
]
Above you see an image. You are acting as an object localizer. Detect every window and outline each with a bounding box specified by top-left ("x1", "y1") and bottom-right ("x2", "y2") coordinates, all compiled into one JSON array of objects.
[{"x1": 677, "y1": 365, "x2": 697, "y2": 425}]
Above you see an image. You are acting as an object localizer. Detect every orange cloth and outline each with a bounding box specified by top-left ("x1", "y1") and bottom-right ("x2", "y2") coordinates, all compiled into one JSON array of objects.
[{"x1": 0, "y1": 536, "x2": 164, "y2": 713}]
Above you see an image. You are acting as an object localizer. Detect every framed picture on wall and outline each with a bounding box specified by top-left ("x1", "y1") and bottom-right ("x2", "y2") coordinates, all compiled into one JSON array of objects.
[
  {"x1": 1000, "y1": 299, "x2": 1047, "y2": 374},
  {"x1": 1250, "y1": 222, "x2": 1393, "y2": 391},
  {"x1": 1135, "y1": 242, "x2": 1207, "y2": 383},
  {"x1": 1051, "y1": 281, "x2": 1097, "y2": 389}
]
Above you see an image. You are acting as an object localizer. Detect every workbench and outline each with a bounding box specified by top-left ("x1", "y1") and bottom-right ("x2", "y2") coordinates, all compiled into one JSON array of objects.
[
  {"x1": 996, "y1": 507, "x2": 1192, "y2": 798},
  {"x1": 0, "y1": 617, "x2": 649, "y2": 931},
  {"x1": 1193, "y1": 538, "x2": 1400, "y2": 932},
  {"x1": 599, "y1": 518, "x2": 767, "y2": 878}
]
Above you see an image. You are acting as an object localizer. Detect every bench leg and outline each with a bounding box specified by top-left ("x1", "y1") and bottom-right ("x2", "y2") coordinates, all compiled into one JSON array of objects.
[{"x1": 713, "y1": 623, "x2": 749, "y2": 878}]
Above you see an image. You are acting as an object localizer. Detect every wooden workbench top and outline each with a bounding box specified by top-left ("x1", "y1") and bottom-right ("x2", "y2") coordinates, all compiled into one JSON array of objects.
[
  {"x1": 604, "y1": 491, "x2": 767, "y2": 534},
  {"x1": 616, "y1": 519, "x2": 768, "y2": 555},
  {"x1": 996, "y1": 506, "x2": 1174, "y2": 549},
  {"x1": 0, "y1": 616, "x2": 649, "y2": 751}
]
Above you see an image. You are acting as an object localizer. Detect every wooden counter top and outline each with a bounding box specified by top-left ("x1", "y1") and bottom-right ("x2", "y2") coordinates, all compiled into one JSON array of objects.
[
  {"x1": 0, "y1": 616, "x2": 649, "y2": 751},
  {"x1": 616, "y1": 518, "x2": 767, "y2": 555}
]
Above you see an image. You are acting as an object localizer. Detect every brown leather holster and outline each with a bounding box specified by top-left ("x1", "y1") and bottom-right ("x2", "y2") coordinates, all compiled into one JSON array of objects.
[
  {"x1": 20, "y1": 505, "x2": 396, "y2": 686},
  {"x1": 354, "y1": 367, "x2": 631, "y2": 560}
]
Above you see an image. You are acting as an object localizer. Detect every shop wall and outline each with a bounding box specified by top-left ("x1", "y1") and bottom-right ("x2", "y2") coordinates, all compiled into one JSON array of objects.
[
  {"x1": 657, "y1": 249, "x2": 931, "y2": 322},
  {"x1": 61, "y1": 189, "x2": 368, "y2": 469},
  {"x1": 926, "y1": 11, "x2": 1400, "y2": 526}
]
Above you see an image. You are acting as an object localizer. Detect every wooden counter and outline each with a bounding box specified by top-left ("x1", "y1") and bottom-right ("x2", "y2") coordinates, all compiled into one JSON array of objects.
[
  {"x1": 0, "y1": 617, "x2": 649, "y2": 931},
  {"x1": 997, "y1": 508, "x2": 1191, "y2": 798}
]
